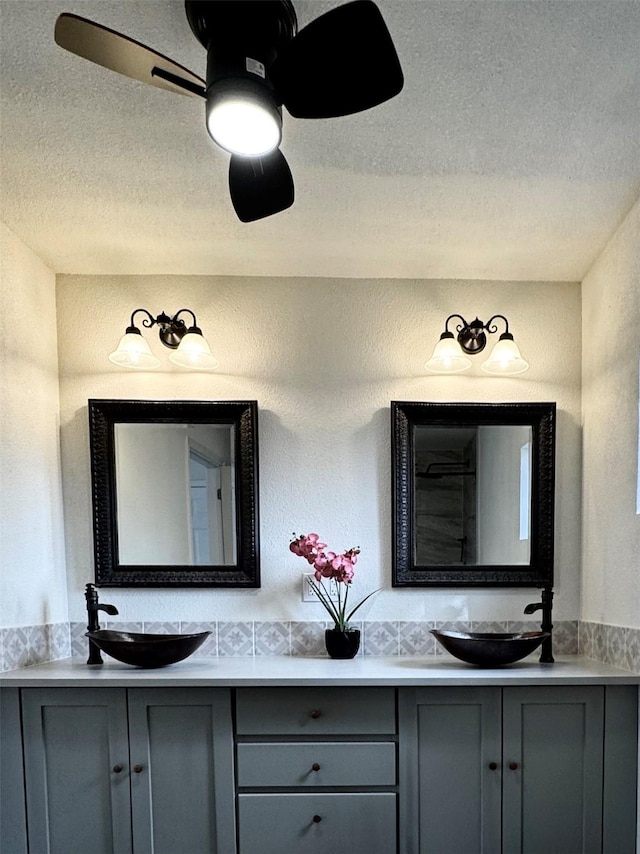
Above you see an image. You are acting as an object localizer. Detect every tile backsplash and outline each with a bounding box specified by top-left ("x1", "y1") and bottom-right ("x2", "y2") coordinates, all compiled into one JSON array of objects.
[
  {"x1": 579, "y1": 621, "x2": 640, "y2": 674},
  {"x1": 0, "y1": 623, "x2": 70, "y2": 672},
  {"x1": 1, "y1": 619, "x2": 638, "y2": 673}
]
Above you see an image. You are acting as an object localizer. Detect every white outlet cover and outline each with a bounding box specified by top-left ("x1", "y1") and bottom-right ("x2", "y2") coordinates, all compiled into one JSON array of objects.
[{"x1": 302, "y1": 573, "x2": 338, "y2": 602}]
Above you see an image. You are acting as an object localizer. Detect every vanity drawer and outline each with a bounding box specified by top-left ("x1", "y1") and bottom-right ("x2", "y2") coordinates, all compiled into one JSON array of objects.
[
  {"x1": 237, "y1": 792, "x2": 396, "y2": 854},
  {"x1": 235, "y1": 687, "x2": 396, "y2": 735},
  {"x1": 237, "y1": 741, "x2": 396, "y2": 787}
]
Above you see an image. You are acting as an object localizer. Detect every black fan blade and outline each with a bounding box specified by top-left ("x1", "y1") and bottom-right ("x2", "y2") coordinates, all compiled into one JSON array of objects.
[
  {"x1": 229, "y1": 150, "x2": 294, "y2": 223},
  {"x1": 270, "y1": 0, "x2": 403, "y2": 119},
  {"x1": 54, "y1": 13, "x2": 205, "y2": 97}
]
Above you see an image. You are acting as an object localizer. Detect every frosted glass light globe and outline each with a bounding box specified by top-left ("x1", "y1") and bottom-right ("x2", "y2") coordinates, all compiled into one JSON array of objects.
[
  {"x1": 169, "y1": 332, "x2": 219, "y2": 371},
  {"x1": 481, "y1": 337, "x2": 529, "y2": 376},
  {"x1": 425, "y1": 336, "x2": 472, "y2": 374},
  {"x1": 108, "y1": 332, "x2": 160, "y2": 370}
]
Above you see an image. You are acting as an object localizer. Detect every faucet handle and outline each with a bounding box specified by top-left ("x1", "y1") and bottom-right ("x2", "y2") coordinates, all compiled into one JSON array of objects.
[{"x1": 85, "y1": 583, "x2": 99, "y2": 606}]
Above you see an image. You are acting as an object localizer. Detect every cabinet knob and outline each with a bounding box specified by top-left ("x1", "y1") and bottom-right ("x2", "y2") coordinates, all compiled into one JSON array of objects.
[
  {"x1": 509, "y1": 762, "x2": 519, "y2": 771},
  {"x1": 112, "y1": 764, "x2": 123, "y2": 774},
  {"x1": 311, "y1": 763, "x2": 321, "y2": 772},
  {"x1": 312, "y1": 815, "x2": 322, "y2": 824},
  {"x1": 310, "y1": 709, "x2": 321, "y2": 719},
  {"x1": 488, "y1": 762, "x2": 498, "y2": 771},
  {"x1": 133, "y1": 764, "x2": 143, "y2": 774}
]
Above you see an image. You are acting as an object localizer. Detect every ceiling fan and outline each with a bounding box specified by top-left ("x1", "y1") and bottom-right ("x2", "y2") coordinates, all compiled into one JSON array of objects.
[{"x1": 54, "y1": 0, "x2": 404, "y2": 223}]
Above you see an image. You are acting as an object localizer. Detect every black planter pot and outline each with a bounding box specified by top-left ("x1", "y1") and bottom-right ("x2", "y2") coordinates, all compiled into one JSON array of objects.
[{"x1": 325, "y1": 628, "x2": 361, "y2": 659}]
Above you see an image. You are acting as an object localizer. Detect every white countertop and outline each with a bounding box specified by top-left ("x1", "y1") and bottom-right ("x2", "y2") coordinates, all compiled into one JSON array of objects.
[{"x1": 1, "y1": 656, "x2": 638, "y2": 688}]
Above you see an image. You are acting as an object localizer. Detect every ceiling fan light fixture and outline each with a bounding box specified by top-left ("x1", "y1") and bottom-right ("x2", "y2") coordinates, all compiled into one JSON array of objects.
[
  {"x1": 206, "y1": 78, "x2": 282, "y2": 157},
  {"x1": 55, "y1": 1, "x2": 404, "y2": 221}
]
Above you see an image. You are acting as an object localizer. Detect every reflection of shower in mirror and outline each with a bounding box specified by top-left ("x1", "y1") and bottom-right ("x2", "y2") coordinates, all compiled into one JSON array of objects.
[{"x1": 414, "y1": 425, "x2": 532, "y2": 567}]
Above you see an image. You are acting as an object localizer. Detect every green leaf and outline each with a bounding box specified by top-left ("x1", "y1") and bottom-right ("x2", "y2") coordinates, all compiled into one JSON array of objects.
[{"x1": 346, "y1": 588, "x2": 380, "y2": 624}]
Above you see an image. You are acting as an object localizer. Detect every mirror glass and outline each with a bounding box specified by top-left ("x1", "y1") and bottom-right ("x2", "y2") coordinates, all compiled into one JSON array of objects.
[
  {"x1": 89, "y1": 399, "x2": 259, "y2": 587},
  {"x1": 115, "y1": 423, "x2": 236, "y2": 566},
  {"x1": 415, "y1": 425, "x2": 532, "y2": 566},
  {"x1": 392, "y1": 401, "x2": 555, "y2": 587}
]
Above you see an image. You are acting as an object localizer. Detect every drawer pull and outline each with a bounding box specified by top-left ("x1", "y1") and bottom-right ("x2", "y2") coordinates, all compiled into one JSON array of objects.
[
  {"x1": 310, "y1": 709, "x2": 321, "y2": 719},
  {"x1": 509, "y1": 762, "x2": 518, "y2": 771},
  {"x1": 311, "y1": 763, "x2": 321, "y2": 772},
  {"x1": 488, "y1": 762, "x2": 498, "y2": 771},
  {"x1": 312, "y1": 815, "x2": 322, "y2": 824},
  {"x1": 133, "y1": 764, "x2": 144, "y2": 774},
  {"x1": 112, "y1": 764, "x2": 123, "y2": 774}
]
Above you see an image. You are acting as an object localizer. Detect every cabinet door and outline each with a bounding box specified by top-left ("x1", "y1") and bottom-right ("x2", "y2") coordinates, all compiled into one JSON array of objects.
[
  {"x1": 238, "y1": 792, "x2": 396, "y2": 854},
  {"x1": 502, "y1": 686, "x2": 604, "y2": 854},
  {"x1": 602, "y1": 686, "x2": 638, "y2": 854},
  {"x1": 1, "y1": 689, "x2": 28, "y2": 854},
  {"x1": 127, "y1": 687, "x2": 236, "y2": 854},
  {"x1": 399, "y1": 687, "x2": 502, "y2": 854},
  {"x1": 21, "y1": 687, "x2": 132, "y2": 854}
]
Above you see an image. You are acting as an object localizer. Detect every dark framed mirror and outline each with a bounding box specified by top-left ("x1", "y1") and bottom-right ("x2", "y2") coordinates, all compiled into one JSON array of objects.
[
  {"x1": 89, "y1": 399, "x2": 260, "y2": 587},
  {"x1": 392, "y1": 401, "x2": 555, "y2": 587}
]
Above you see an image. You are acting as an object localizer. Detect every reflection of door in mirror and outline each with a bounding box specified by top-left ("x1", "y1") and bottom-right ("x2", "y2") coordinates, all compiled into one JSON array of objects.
[
  {"x1": 415, "y1": 425, "x2": 532, "y2": 566},
  {"x1": 188, "y1": 444, "x2": 236, "y2": 565},
  {"x1": 115, "y1": 423, "x2": 235, "y2": 566}
]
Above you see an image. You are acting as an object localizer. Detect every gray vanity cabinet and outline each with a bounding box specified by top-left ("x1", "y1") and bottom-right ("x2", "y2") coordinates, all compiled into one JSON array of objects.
[
  {"x1": 399, "y1": 685, "x2": 638, "y2": 854},
  {"x1": 235, "y1": 687, "x2": 398, "y2": 854},
  {"x1": 20, "y1": 687, "x2": 236, "y2": 854},
  {"x1": 4, "y1": 678, "x2": 637, "y2": 854}
]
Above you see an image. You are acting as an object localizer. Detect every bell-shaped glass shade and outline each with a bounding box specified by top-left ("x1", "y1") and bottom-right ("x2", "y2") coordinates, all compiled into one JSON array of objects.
[
  {"x1": 481, "y1": 336, "x2": 529, "y2": 375},
  {"x1": 108, "y1": 332, "x2": 160, "y2": 370},
  {"x1": 425, "y1": 335, "x2": 472, "y2": 374},
  {"x1": 169, "y1": 331, "x2": 219, "y2": 370}
]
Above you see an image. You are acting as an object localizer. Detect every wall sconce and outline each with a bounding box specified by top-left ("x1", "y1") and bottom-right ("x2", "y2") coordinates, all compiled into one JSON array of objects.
[
  {"x1": 108, "y1": 308, "x2": 219, "y2": 371},
  {"x1": 425, "y1": 314, "x2": 529, "y2": 376}
]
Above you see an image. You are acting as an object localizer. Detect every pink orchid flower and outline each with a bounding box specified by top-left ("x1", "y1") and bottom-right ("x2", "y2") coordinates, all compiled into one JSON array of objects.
[{"x1": 290, "y1": 534, "x2": 374, "y2": 631}]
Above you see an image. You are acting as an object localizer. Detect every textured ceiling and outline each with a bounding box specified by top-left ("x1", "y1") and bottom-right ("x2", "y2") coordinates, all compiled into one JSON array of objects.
[{"x1": 1, "y1": 0, "x2": 639, "y2": 279}]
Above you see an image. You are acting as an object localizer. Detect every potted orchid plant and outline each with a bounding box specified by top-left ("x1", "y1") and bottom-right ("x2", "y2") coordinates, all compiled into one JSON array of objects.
[{"x1": 289, "y1": 532, "x2": 378, "y2": 658}]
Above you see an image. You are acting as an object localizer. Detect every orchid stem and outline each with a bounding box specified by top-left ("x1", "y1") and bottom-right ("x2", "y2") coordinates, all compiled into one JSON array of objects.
[
  {"x1": 308, "y1": 578, "x2": 341, "y2": 626},
  {"x1": 342, "y1": 584, "x2": 349, "y2": 629}
]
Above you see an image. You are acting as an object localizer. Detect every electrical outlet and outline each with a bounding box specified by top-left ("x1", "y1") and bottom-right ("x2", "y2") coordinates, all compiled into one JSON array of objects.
[{"x1": 302, "y1": 573, "x2": 339, "y2": 603}]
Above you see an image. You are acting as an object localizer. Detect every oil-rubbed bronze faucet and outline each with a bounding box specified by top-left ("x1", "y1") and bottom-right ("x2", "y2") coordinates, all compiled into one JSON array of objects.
[
  {"x1": 85, "y1": 583, "x2": 118, "y2": 664},
  {"x1": 524, "y1": 586, "x2": 554, "y2": 663}
]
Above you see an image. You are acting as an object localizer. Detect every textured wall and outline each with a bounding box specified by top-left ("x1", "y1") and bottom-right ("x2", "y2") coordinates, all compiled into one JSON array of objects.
[
  {"x1": 581, "y1": 198, "x2": 640, "y2": 628},
  {"x1": 56, "y1": 275, "x2": 582, "y2": 625},
  {"x1": 0, "y1": 224, "x2": 68, "y2": 627}
]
